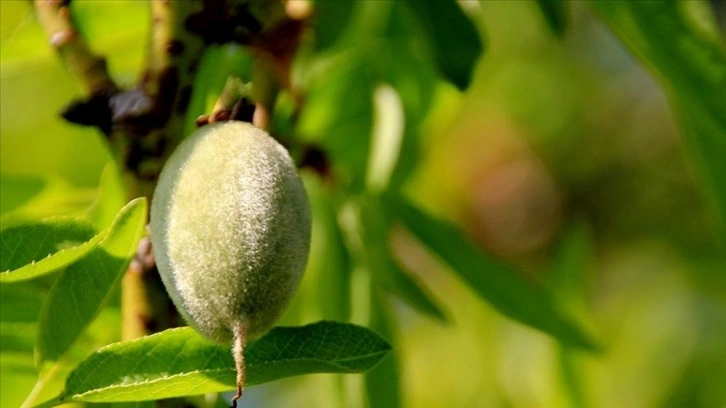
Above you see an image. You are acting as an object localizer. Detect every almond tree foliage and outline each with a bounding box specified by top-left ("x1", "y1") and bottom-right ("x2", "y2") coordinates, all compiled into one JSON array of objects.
[{"x1": 1, "y1": 1, "x2": 725, "y2": 407}]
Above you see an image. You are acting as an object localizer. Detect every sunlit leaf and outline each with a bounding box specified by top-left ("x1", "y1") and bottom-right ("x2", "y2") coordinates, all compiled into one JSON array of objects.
[
  {"x1": 46, "y1": 322, "x2": 390, "y2": 404},
  {"x1": 0, "y1": 218, "x2": 101, "y2": 282},
  {"x1": 0, "y1": 353, "x2": 37, "y2": 408},
  {"x1": 35, "y1": 198, "x2": 147, "y2": 369},
  {"x1": 392, "y1": 197, "x2": 599, "y2": 351}
]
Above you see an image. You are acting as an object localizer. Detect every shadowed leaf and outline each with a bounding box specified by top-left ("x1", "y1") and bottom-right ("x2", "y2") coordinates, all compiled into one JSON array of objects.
[
  {"x1": 35, "y1": 198, "x2": 147, "y2": 369},
  {"x1": 393, "y1": 197, "x2": 599, "y2": 351}
]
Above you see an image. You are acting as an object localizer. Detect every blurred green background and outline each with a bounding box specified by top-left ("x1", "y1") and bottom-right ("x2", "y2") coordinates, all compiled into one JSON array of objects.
[{"x1": 2, "y1": 1, "x2": 725, "y2": 407}]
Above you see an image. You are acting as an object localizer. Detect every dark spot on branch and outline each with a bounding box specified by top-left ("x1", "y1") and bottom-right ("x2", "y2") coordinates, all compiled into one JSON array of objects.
[
  {"x1": 231, "y1": 98, "x2": 255, "y2": 123},
  {"x1": 234, "y1": 3, "x2": 262, "y2": 34},
  {"x1": 187, "y1": 57, "x2": 200, "y2": 74},
  {"x1": 140, "y1": 313, "x2": 161, "y2": 332},
  {"x1": 154, "y1": 67, "x2": 180, "y2": 125},
  {"x1": 185, "y1": 1, "x2": 261, "y2": 45},
  {"x1": 61, "y1": 90, "x2": 113, "y2": 135},
  {"x1": 195, "y1": 115, "x2": 210, "y2": 127},
  {"x1": 212, "y1": 109, "x2": 232, "y2": 122},
  {"x1": 49, "y1": 29, "x2": 76, "y2": 48},
  {"x1": 177, "y1": 86, "x2": 192, "y2": 113},
  {"x1": 166, "y1": 39, "x2": 185, "y2": 56},
  {"x1": 300, "y1": 145, "x2": 330, "y2": 177},
  {"x1": 126, "y1": 142, "x2": 145, "y2": 173}
]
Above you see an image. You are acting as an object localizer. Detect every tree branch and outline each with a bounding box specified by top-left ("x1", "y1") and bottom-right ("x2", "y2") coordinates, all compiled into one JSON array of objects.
[{"x1": 34, "y1": 0, "x2": 118, "y2": 95}]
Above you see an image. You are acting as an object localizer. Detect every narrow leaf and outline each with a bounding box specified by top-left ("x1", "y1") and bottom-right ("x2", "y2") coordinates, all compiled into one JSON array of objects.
[
  {"x1": 35, "y1": 198, "x2": 147, "y2": 369},
  {"x1": 393, "y1": 197, "x2": 598, "y2": 351},
  {"x1": 535, "y1": 0, "x2": 569, "y2": 38},
  {"x1": 549, "y1": 220, "x2": 594, "y2": 408},
  {"x1": 52, "y1": 322, "x2": 390, "y2": 403},
  {"x1": 401, "y1": 0, "x2": 483, "y2": 89},
  {"x1": 304, "y1": 175, "x2": 351, "y2": 322},
  {"x1": 0, "y1": 218, "x2": 102, "y2": 282},
  {"x1": 591, "y1": 1, "x2": 726, "y2": 242},
  {"x1": 365, "y1": 289, "x2": 402, "y2": 408},
  {"x1": 386, "y1": 259, "x2": 448, "y2": 323},
  {"x1": 357, "y1": 197, "x2": 447, "y2": 322}
]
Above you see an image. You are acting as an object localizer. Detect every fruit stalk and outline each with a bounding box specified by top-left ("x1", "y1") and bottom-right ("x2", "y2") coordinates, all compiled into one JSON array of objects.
[{"x1": 232, "y1": 322, "x2": 247, "y2": 407}]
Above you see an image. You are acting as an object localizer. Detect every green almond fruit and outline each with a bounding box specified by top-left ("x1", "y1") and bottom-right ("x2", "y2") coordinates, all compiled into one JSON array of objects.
[{"x1": 150, "y1": 121, "x2": 311, "y2": 345}]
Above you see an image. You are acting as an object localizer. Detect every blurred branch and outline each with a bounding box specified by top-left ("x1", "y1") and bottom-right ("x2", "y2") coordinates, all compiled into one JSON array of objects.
[{"x1": 33, "y1": 0, "x2": 118, "y2": 95}]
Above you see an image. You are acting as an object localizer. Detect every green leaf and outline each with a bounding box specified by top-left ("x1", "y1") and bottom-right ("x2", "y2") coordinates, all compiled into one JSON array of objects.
[
  {"x1": 0, "y1": 174, "x2": 96, "y2": 222},
  {"x1": 392, "y1": 197, "x2": 599, "y2": 351},
  {"x1": 35, "y1": 198, "x2": 147, "y2": 369},
  {"x1": 365, "y1": 289, "x2": 402, "y2": 408},
  {"x1": 383, "y1": 46, "x2": 437, "y2": 192},
  {"x1": 400, "y1": 0, "x2": 483, "y2": 90},
  {"x1": 86, "y1": 162, "x2": 128, "y2": 229},
  {"x1": 303, "y1": 174, "x2": 352, "y2": 322},
  {"x1": 0, "y1": 218, "x2": 102, "y2": 282},
  {"x1": 49, "y1": 321, "x2": 390, "y2": 404},
  {"x1": 535, "y1": 0, "x2": 569, "y2": 38},
  {"x1": 0, "y1": 173, "x2": 47, "y2": 215},
  {"x1": 591, "y1": 1, "x2": 726, "y2": 243},
  {"x1": 0, "y1": 283, "x2": 43, "y2": 353},
  {"x1": 357, "y1": 197, "x2": 447, "y2": 322},
  {"x1": 297, "y1": 54, "x2": 374, "y2": 191},
  {"x1": 310, "y1": 0, "x2": 356, "y2": 51},
  {"x1": 548, "y1": 220, "x2": 594, "y2": 408}
]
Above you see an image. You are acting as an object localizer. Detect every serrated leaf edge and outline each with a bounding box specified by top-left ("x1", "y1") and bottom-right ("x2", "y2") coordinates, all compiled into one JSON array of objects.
[
  {"x1": 60, "y1": 325, "x2": 391, "y2": 403},
  {"x1": 64, "y1": 367, "x2": 233, "y2": 403},
  {"x1": 0, "y1": 232, "x2": 105, "y2": 279}
]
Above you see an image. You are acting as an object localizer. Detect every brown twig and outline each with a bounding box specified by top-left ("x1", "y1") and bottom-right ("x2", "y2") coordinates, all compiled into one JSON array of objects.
[
  {"x1": 196, "y1": 76, "x2": 256, "y2": 126},
  {"x1": 34, "y1": 0, "x2": 118, "y2": 95}
]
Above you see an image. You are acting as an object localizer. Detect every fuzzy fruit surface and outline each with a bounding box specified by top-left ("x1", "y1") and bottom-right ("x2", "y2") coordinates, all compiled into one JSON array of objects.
[{"x1": 150, "y1": 121, "x2": 311, "y2": 343}]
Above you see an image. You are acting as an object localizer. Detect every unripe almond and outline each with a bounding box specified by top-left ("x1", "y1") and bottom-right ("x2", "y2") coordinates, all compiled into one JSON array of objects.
[{"x1": 150, "y1": 121, "x2": 311, "y2": 344}]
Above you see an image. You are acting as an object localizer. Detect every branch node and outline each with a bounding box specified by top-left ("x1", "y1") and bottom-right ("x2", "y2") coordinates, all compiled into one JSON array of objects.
[{"x1": 49, "y1": 29, "x2": 75, "y2": 47}]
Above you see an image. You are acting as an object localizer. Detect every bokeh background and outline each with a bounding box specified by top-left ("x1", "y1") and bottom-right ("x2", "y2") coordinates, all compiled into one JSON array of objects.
[{"x1": 2, "y1": 1, "x2": 725, "y2": 407}]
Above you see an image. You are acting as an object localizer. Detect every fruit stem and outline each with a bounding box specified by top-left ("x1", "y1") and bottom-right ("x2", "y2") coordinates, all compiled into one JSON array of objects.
[{"x1": 231, "y1": 322, "x2": 247, "y2": 408}]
